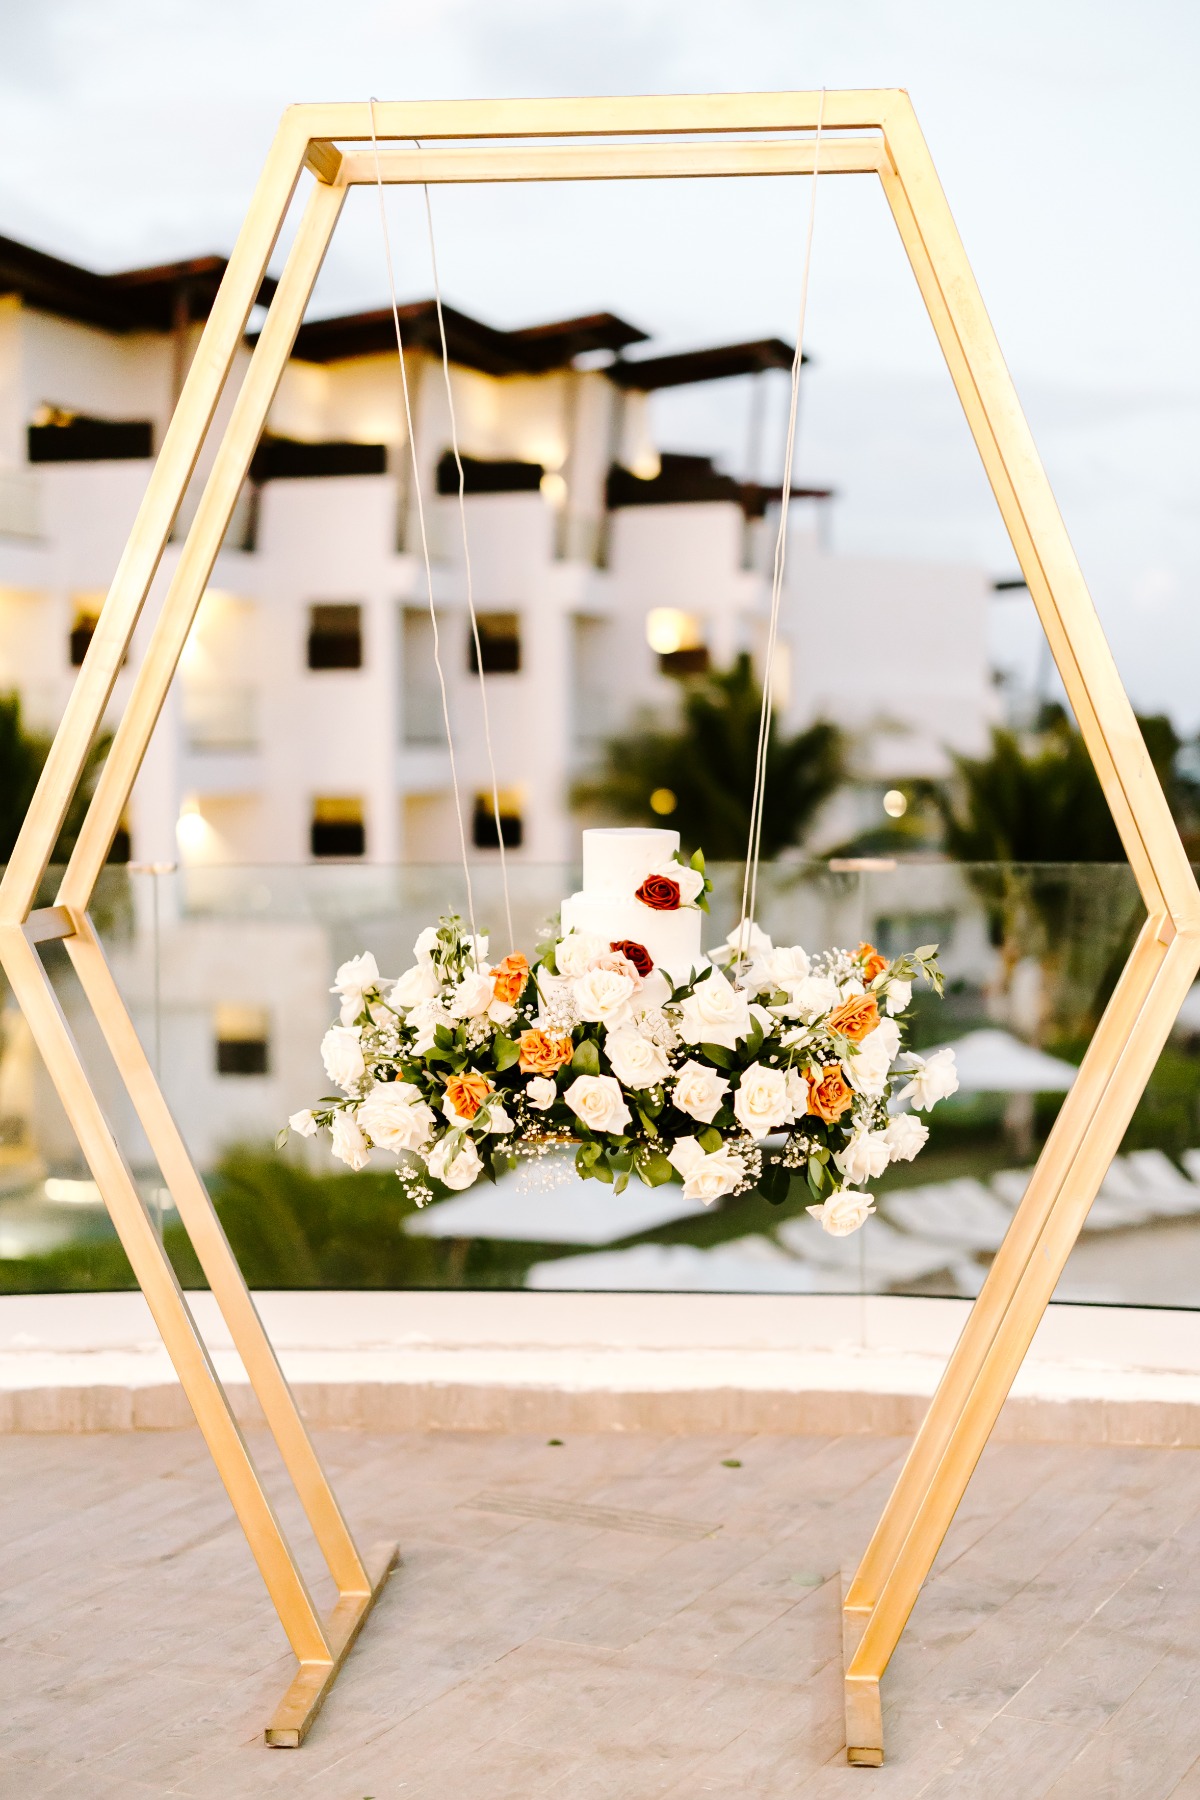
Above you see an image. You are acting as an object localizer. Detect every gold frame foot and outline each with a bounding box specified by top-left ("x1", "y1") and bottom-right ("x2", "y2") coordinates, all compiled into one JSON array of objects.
[
  {"x1": 266, "y1": 1541, "x2": 400, "y2": 1747},
  {"x1": 842, "y1": 1568, "x2": 884, "y2": 1765}
]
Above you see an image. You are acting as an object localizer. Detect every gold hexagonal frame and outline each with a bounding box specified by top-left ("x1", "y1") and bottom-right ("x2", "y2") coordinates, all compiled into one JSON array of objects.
[{"x1": 1, "y1": 92, "x2": 1197, "y2": 1762}]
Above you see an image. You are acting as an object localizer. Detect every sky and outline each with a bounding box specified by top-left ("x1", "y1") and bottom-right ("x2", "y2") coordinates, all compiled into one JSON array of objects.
[{"x1": 3, "y1": 0, "x2": 1199, "y2": 723}]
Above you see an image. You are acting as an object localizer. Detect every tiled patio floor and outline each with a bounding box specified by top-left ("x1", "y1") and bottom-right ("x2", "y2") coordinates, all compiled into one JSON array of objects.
[{"x1": 4, "y1": 1426, "x2": 1200, "y2": 1798}]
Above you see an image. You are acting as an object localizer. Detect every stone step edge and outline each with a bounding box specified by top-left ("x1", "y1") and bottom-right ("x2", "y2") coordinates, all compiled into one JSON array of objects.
[{"x1": 4, "y1": 1378, "x2": 1199, "y2": 1446}]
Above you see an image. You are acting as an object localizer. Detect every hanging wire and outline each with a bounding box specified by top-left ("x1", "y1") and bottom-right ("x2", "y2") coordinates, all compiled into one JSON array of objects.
[
  {"x1": 367, "y1": 98, "x2": 479, "y2": 962},
  {"x1": 737, "y1": 89, "x2": 826, "y2": 959},
  {"x1": 415, "y1": 158, "x2": 516, "y2": 954}
]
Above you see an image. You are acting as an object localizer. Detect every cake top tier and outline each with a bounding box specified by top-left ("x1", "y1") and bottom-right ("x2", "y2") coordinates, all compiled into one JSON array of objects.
[{"x1": 580, "y1": 827, "x2": 679, "y2": 896}]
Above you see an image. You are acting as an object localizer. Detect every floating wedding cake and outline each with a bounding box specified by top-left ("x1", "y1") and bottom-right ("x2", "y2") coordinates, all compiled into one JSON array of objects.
[{"x1": 560, "y1": 827, "x2": 704, "y2": 982}]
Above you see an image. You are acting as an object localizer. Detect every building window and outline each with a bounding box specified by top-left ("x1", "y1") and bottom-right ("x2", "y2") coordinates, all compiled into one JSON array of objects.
[
  {"x1": 307, "y1": 603, "x2": 363, "y2": 670},
  {"x1": 402, "y1": 606, "x2": 446, "y2": 745},
  {"x1": 645, "y1": 607, "x2": 709, "y2": 678},
  {"x1": 468, "y1": 612, "x2": 521, "y2": 675},
  {"x1": 29, "y1": 408, "x2": 154, "y2": 464},
  {"x1": 69, "y1": 602, "x2": 100, "y2": 667},
  {"x1": 311, "y1": 796, "x2": 365, "y2": 858},
  {"x1": 472, "y1": 791, "x2": 523, "y2": 850},
  {"x1": 214, "y1": 1004, "x2": 270, "y2": 1076}
]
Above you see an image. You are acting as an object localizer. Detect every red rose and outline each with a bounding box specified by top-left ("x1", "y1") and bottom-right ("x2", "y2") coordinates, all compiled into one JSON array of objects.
[
  {"x1": 610, "y1": 939, "x2": 654, "y2": 977},
  {"x1": 635, "y1": 875, "x2": 681, "y2": 912}
]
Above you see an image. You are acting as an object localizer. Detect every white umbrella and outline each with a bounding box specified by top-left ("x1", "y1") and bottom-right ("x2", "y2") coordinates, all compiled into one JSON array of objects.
[
  {"x1": 933, "y1": 1028, "x2": 1076, "y2": 1094},
  {"x1": 405, "y1": 1153, "x2": 709, "y2": 1245}
]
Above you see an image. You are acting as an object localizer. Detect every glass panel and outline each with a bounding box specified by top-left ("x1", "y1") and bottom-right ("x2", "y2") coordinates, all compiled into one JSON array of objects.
[{"x1": 3, "y1": 859, "x2": 1197, "y2": 1308}]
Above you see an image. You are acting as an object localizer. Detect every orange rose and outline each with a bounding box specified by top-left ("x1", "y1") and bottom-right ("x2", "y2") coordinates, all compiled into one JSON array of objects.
[
  {"x1": 806, "y1": 1064, "x2": 855, "y2": 1124},
  {"x1": 491, "y1": 952, "x2": 530, "y2": 1006},
  {"x1": 444, "y1": 1071, "x2": 492, "y2": 1121},
  {"x1": 827, "y1": 992, "x2": 880, "y2": 1043},
  {"x1": 857, "y1": 941, "x2": 888, "y2": 983},
  {"x1": 517, "y1": 1028, "x2": 574, "y2": 1076}
]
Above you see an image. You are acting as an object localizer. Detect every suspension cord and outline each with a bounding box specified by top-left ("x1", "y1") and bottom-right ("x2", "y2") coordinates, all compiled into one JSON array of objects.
[
  {"x1": 416, "y1": 161, "x2": 516, "y2": 954},
  {"x1": 737, "y1": 89, "x2": 825, "y2": 959},
  {"x1": 368, "y1": 99, "x2": 480, "y2": 963}
]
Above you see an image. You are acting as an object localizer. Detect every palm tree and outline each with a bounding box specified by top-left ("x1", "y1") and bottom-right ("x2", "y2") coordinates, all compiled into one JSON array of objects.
[
  {"x1": 571, "y1": 654, "x2": 846, "y2": 859},
  {"x1": 922, "y1": 708, "x2": 1192, "y2": 1040},
  {"x1": 0, "y1": 692, "x2": 111, "y2": 865}
]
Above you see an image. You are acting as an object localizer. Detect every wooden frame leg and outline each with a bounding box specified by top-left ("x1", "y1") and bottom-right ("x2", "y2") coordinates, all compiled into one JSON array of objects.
[{"x1": 842, "y1": 924, "x2": 1200, "y2": 1761}]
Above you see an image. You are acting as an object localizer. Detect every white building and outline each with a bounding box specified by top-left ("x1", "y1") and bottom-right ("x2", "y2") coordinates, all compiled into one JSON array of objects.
[
  {"x1": 0, "y1": 233, "x2": 996, "y2": 1173},
  {"x1": 0, "y1": 231, "x2": 994, "y2": 871}
]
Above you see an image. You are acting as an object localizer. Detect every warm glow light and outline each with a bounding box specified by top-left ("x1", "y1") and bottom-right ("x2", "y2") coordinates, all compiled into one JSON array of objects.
[
  {"x1": 539, "y1": 471, "x2": 567, "y2": 506},
  {"x1": 883, "y1": 789, "x2": 908, "y2": 818},
  {"x1": 646, "y1": 608, "x2": 702, "y2": 655},
  {"x1": 650, "y1": 787, "x2": 677, "y2": 816},
  {"x1": 630, "y1": 450, "x2": 661, "y2": 481},
  {"x1": 176, "y1": 799, "x2": 209, "y2": 853}
]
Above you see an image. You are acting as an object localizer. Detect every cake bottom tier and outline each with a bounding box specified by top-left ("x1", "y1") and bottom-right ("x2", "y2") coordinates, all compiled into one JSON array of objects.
[{"x1": 560, "y1": 893, "x2": 704, "y2": 982}]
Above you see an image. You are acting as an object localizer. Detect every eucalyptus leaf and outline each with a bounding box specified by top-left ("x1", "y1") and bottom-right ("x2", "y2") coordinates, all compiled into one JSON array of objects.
[
  {"x1": 759, "y1": 1159, "x2": 791, "y2": 1206},
  {"x1": 570, "y1": 1038, "x2": 600, "y2": 1078},
  {"x1": 492, "y1": 1034, "x2": 520, "y2": 1071},
  {"x1": 638, "y1": 1148, "x2": 675, "y2": 1187}
]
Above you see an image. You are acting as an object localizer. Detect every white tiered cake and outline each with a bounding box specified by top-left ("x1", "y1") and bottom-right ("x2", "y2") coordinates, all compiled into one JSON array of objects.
[{"x1": 560, "y1": 827, "x2": 703, "y2": 982}]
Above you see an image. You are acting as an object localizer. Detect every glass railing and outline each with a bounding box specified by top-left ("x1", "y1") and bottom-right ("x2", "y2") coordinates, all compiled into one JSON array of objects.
[{"x1": 1, "y1": 858, "x2": 1195, "y2": 1306}]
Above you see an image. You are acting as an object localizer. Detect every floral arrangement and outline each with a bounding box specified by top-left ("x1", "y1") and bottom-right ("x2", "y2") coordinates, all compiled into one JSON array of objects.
[{"x1": 287, "y1": 885, "x2": 957, "y2": 1238}]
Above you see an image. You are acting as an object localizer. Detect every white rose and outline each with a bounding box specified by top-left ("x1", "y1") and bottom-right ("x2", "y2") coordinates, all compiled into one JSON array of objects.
[
  {"x1": 645, "y1": 857, "x2": 705, "y2": 906},
  {"x1": 321, "y1": 1025, "x2": 365, "y2": 1092},
  {"x1": 358, "y1": 1081, "x2": 436, "y2": 1153},
  {"x1": 667, "y1": 1135, "x2": 746, "y2": 1203},
  {"x1": 482, "y1": 1101, "x2": 514, "y2": 1136},
  {"x1": 407, "y1": 999, "x2": 452, "y2": 1056},
  {"x1": 873, "y1": 1017, "x2": 902, "y2": 1061},
  {"x1": 674, "y1": 970, "x2": 754, "y2": 1050},
  {"x1": 331, "y1": 951, "x2": 384, "y2": 1023},
  {"x1": 450, "y1": 969, "x2": 495, "y2": 1020},
  {"x1": 573, "y1": 966, "x2": 637, "y2": 1027},
  {"x1": 563, "y1": 1074, "x2": 632, "y2": 1135},
  {"x1": 781, "y1": 973, "x2": 840, "y2": 1024},
  {"x1": 673, "y1": 1059, "x2": 730, "y2": 1124},
  {"x1": 732, "y1": 1062, "x2": 794, "y2": 1139},
  {"x1": 843, "y1": 1032, "x2": 892, "y2": 1099},
  {"x1": 488, "y1": 999, "x2": 518, "y2": 1028},
  {"x1": 835, "y1": 1129, "x2": 892, "y2": 1185},
  {"x1": 720, "y1": 921, "x2": 773, "y2": 961},
  {"x1": 426, "y1": 1133, "x2": 483, "y2": 1191},
  {"x1": 288, "y1": 1109, "x2": 317, "y2": 1138},
  {"x1": 604, "y1": 1027, "x2": 671, "y2": 1089},
  {"x1": 884, "y1": 979, "x2": 913, "y2": 1016},
  {"x1": 556, "y1": 931, "x2": 605, "y2": 978},
  {"x1": 412, "y1": 926, "x2": 441, "y2": 963},
  {"x1": 391, "y1": 962, "x2": 441, "y2": 1008},
  {"x1": 330, "y1": 1110, "x2": 370, "y2": 1170},
  {"x1": 764, "y1": 945, "x2": 811, "y2": 988},
  {"x1": 807, "y1": 1189, "x2": 875, "y2": 1236},
  {"x1": 526, "y1": 1076, "x2": 558, "y2": 1110},
  {"x1": 884, "y1": 1113, "x2": 929, "y2": 1163},
  {"x1": 899, "y1": 1047, "x2": 959, "y2": 1112},
  {"x1": 785, "y1": 1066, "x2": 809, "y2": 1116}
]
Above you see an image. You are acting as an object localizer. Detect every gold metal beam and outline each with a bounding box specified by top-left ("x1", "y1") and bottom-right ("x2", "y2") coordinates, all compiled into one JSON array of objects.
[
  {"x1": 335, "y1": 137, "x2": 888, "y2": 186},
  {"x1": 8, "y1": 89, "x2": 1197, "y2": 1760}
]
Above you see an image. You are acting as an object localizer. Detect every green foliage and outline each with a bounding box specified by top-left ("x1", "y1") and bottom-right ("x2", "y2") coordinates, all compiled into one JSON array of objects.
[
  {"x1": 0, "y1": 691, "x2": 113, "y2": 864},
  {"x1": 929, "y1": 709, "x2": 1162, "y2": 864},
  {"x1": 571, "y1": 653, "x2": 846, "y2": 858}
]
